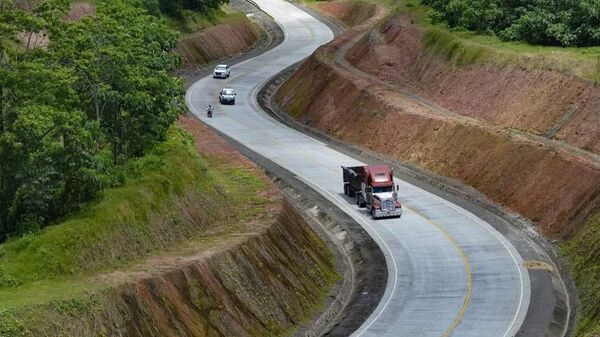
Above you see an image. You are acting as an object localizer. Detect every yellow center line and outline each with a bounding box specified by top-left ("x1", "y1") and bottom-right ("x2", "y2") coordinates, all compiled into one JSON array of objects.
[
  {"x1": 404, "y1": 205, "x2": 473, "y2": 337},
  {"x1": 206, "y1": 121, "x2": 473, "y2": 336}
]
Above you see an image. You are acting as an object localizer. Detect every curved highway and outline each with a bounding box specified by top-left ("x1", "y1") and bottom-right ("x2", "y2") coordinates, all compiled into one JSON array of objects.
[{"x1": 186, "y1": 0, "x2": 531, "y2": 335}]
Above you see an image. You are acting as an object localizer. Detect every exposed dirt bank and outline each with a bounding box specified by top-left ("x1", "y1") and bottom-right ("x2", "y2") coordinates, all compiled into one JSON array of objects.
[
  {"x1": 178, "y1": 17, "x2": 259, "y2": 69},
  {"x1": 276, "y1": 25, "x2": 600, "y2": 240},
  {"x1": 64, "y1": 2, "x2": 96, "y2": 21},
  {"x1": 9, "y1": 117, "x2": 338, "y2": 337},
  {"x1": 346, "y1": 16, "x2": 600, "y2": 156},
  {"x1": 314, "y1": 1, "x2": 376, "y2": 28},
  {"x1": 28, "y1": 202, "x2": 336, "y2": 337},
  {"x1": 273, "y1": 6, "x2": 593, "y2": 334}
]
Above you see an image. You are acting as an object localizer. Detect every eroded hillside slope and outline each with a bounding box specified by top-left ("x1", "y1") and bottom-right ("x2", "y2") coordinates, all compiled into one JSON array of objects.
[
  {"x1": 277, "y1": 34, "x2": 600, "y2": 239},
  {"x1": 346, "y1": 16, "x2": 600, "y2": 155},
  {"x1": 178, "y1": 15, "x2": 259, "y2": 68},
  {"x1": 275, "y1": 3, "x2": 599, "y2": 336}
]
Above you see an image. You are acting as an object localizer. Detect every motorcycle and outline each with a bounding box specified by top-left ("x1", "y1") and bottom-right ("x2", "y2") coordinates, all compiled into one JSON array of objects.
[{"x1": 206, "y1": 105, "x2": 214, "y2": 118}]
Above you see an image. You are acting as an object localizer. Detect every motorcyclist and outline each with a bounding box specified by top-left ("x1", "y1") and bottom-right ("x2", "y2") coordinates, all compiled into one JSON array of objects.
[{"x1": 206, "y1": 104, "x2": 213, "y2": 118}]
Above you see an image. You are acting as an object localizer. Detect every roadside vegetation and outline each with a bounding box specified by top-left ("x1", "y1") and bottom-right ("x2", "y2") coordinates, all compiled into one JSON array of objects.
[
  {"x1": 397, "y1": 0, "x2": 600, "y2": 81},
  {"x1": 0, "y1": 0, "x2": 185, "y2": 242},
  {"x1": 0, "y1": 0, "x2": 251, "y2": 243},
  {"x1": 0, "y1": 125, "x2": 285, "y2": 335},
  {"x1": 421, "y1": 0, "x2": 599, "y2": 47},
  {"x1": 167, "y1": 9, "x2": 248, "y2": 35}
]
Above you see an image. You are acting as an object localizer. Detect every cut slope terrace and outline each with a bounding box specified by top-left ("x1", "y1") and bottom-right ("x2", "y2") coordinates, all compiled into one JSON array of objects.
[{"x1": 277, "y1": 1, "x2": 600, "y2": 239}]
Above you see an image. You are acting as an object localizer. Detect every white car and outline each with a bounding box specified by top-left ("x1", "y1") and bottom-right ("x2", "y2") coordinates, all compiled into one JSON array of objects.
[
  {"x1": 219, "y1": 88, "x2": 236, "y2": 105},
  {"x1": 213, "y1": 64, "x2": 230, "y2": 79}
]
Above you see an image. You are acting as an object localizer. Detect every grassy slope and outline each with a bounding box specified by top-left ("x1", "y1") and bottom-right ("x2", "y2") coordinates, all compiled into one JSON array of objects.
[
  {"x1": 167, "y1": 8, "x2": 250, "y2": 35},
  {"x1": 561, "y1": 212, "x2": 600, "y2": 337},
  {"x1": 0, "y1": 127, "x2": 271, "y2": 325},
  {"x1": 396, "y1": 0, "x2": 600, "y2": 82}
]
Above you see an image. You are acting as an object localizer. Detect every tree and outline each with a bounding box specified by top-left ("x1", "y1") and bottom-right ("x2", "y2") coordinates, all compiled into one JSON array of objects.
[
  {"x1": 50, "y1": 0, "x2": 183, "y2": 164},
  {"x1": 420, "y1": 0, "x2": 600, "y2": 46},
  {"x1": 0, "y1": 0, "x2": 184, "y2": 241},
  {"x1": 157, "y1": 0, "x2": 229, "y2": 17}
]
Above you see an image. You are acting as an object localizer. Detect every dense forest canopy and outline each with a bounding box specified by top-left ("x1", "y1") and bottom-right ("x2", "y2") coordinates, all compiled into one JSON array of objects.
[
  {"x1": 0, "y1": 0, "x2": 193, "y2": 242},
  {"x1": 421, "y1": 0, "x2": 600, "y2": 46}
]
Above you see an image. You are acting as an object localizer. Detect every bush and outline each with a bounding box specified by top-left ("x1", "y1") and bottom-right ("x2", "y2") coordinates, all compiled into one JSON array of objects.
[
  {"x1": 421, "y1": 0, "x2": 600, "y2": 46},
  {"x1": 158, "y1": 0, "x2": 229, "y2": 17}
]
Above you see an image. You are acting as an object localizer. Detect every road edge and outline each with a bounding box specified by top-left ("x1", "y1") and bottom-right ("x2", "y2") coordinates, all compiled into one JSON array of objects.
[
  {"x1": 181, "y1": 3, "x2": 389, "y2": 336},
  {"x1": 258, "y1": 58, "x2": 577, "y2": 337}
]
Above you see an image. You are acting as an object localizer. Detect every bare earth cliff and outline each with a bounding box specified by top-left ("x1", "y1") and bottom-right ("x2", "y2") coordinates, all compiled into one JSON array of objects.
[
  {"x1": 277, "y1": 11, "x2": 600, "y2": 239},
  {"x1": 275, "y1": 4, "x2": 599, "y2": 336}
]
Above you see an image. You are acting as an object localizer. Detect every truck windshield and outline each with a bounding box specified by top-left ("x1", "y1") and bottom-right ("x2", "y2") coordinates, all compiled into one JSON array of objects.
[{"x1": 373, "y1": 186, "x2": 393, "y2": 193}]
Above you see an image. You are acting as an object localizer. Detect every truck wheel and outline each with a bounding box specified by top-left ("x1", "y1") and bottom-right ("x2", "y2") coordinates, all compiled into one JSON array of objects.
[
  {"x1": 348, "y1": 187, "x2": 355, "y2": 197},
  {"x1": 343, "y1": 185, "x2": 348, "y2": 196},
  {"x1": 356, "y1": 194, "x2": 366, "y2": 208}
]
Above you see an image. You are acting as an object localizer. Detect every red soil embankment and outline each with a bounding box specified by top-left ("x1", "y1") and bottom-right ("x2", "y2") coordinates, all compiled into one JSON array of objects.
[
  {"x1": 346, "y1": 16, "x2": 600, "y2": 155},
  {"x1": 276, "y1": 48, "x2": 600, "y2": 238},
  {"x1": 316, "y1": 1, "x2": 377, "y2": 28},
  {"x1": 178, "y1": 18, "x2": 259, "y2": 68},
  {"x1": 101, "y1": 202, "x2": 332, "y2": 337},
  {"x1": 31, "y1": 202, "x2": 334, "y2": 337}
]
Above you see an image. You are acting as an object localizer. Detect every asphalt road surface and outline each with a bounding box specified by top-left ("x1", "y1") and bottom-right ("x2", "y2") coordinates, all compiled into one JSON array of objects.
[{"x1": 186, "y1": 0, "x2": 531, "y2": 335}]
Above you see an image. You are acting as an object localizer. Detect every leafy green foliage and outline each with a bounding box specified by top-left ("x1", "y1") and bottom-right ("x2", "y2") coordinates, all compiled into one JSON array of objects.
[
  {"x1": 0, "y1": 308, "x2": 25, "y2": 337},
  {"x1": 155, "y1": 0, "x2": 230, "y2": 18},
  {"x1": 0, "y1": 0, "x2": 183, "y2": 241},
  {"x1": 421, "y1": 0, "x2": 600, "y2": 46}
]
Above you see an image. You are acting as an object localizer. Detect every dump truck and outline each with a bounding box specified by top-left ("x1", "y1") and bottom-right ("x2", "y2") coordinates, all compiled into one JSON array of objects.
[{"x1": 342, "y1": 165, "x2": 402, "y2": 219}]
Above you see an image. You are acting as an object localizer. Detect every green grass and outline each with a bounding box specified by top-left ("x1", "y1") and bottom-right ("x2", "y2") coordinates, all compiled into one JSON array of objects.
[
  {"x1": 166, "y1": 8, "x2": 249, "y2": 35},
  {"x1": 396, "y1": 0, "x2": 600, "y2": 81},
  {"x1": 561, "y1": 212, "x2": 600, "y2": 337},
  {"x1": 0, "y1": 126, "x2": 270, "y2": 311}
]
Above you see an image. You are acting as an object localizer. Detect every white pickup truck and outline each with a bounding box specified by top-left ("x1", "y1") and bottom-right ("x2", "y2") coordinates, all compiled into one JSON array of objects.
[{"x1": 213, "y1": 64, "x2": 230, "y2": 79}]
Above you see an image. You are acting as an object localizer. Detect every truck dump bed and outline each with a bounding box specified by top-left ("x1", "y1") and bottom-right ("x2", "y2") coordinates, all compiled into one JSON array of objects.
[{"x1": 342, "y1": 166, "x2": 364, "y2": 189}]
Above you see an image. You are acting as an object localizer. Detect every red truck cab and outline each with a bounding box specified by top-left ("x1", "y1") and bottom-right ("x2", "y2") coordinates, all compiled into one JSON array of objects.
[{"x1": 342, "y1": 165, "x2": 402, "y2": 219}]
